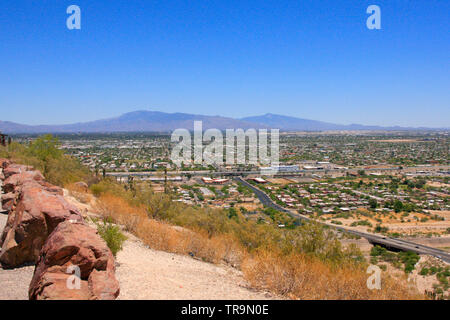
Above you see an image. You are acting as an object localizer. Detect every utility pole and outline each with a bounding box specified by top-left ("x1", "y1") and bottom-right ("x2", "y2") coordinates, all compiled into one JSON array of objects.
[
  {"x1": 164, "y1": 167, "x2": 168, "y2": 194},
  {"x1": 128, "y1": 175, "x2": 136, "y2": 196},
  {"x1": 0, "y1": 133, "x2": 6, "y2": 147}
]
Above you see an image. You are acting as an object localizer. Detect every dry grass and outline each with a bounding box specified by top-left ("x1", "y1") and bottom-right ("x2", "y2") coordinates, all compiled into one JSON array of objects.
[
  {"x1": 242, "y1": 250, "x2": 421, "y2": 299},
  {"x1": 90, "y1": 192, "x2": 422, "y2": 300},
  {"x1": 66, "y1": 183, "x2": 92, "y2": 204},
  {"x1": 93, "y1": 194, "x2": 246, "y2": 267}
]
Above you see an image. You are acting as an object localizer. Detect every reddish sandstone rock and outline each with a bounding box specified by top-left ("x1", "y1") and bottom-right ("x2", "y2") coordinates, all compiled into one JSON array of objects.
[
  {"x1": 37, "y1": 180, "x2": 64, "y2": 196},
  {"x1": 74, "y1": 181, "x2": 89, "y2": 192},
  {"x1": 29, "y1": 221, "x2": 120, "y2": 300},
  {"x1": 3, "y1": 164, "x2": 33, "y2": 179},
  {"x1": 2, "y1": 170, "x2": 45, "y2": 193},
  {"x1": 3, "y1": 169, "x2": 63, "y2": 196},
  {"x1": 1, "y1": 192, "x2": 16, "y2": 212},
  {"x1": 0, "y1": 158, "x2": 11, "y2": 169},
  {"x1": 0, "y1": 184, "x2": 83, "y2": 267}
]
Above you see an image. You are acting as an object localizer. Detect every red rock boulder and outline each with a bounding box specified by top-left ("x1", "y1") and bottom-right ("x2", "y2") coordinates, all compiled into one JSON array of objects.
[
  {"x1": 29, "y1": 221, "x2": 120, "y2": 300},
  {"x1": 1, "y1": 192, "x2": 16, "y2": 213},
  {"x1": 3, "y1": 164, "x2": 33, "y2": 179},
  {"x1": 0, "y1": 158, "x2": 11, "y2": 169},
  {"x1": 2, "y1": 171, "x2": 63, "y2": 196},
  {"x1": 2, "y1": 170, "x2": 45, "y2": 194},
  {"x1": 0, "y1": 184, "x2": 83, "y2": 268}
]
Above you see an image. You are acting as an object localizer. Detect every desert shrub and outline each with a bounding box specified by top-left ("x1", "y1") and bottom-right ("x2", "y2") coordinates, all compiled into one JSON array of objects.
[
  {"x1": 399, "y1": 252, "x2": 420, "y2": 273},
  {"x1": 371, "y1": 245, "x2": 386, "y2": 256},
  {"x1": 241, "y1": 248, "x2": 419, "y2": 300},
  {"x1": 372, "y1": 246, "x2": 419, "y2": 274},
  {"x1": 0, "y1": 136, "x2": 89, "y2": 186},
  {"x1": 420, "y1": 267, "x2": 429, "y2": 276},
  {"x1": 351, "y1": 220, "x2": 372, "y2": 227},
  {"x1": 90, "y1": 178, "x2": 127, "y2": 197},
  {"x1": 95, "y1": 218, "x2": 127, "y2": 257}
]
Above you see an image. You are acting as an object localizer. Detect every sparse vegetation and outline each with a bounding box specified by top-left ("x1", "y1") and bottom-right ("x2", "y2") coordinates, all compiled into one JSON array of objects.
[
  {"x1": 0, "y1": 135, "x2": 90, "y2": 186},
  {"x1": 95, "y1": 218, "x2": 127, "y2": 257},
  {"x1": 370, "y1": 245, "x2": 420, "y2": 274}
]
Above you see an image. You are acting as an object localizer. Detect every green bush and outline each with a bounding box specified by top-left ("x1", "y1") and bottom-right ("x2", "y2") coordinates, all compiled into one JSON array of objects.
[
  {"x1": 420, "y1": 267, "x2": 429, "y2": 276},
  {"x1": 96, "y1": 218, "x2": 127, "y2": 257},
  {"x1": 370, "y1": 245, "x2": 387, "y2": 256},
  {"x1": 0, "y1": 135, "x2": 89, "y2": 186},
  {"x1": 399, "y1": 251, "x2": 420, "y2": 273},
  {"x1": 90, "y1": 179, "x2": 125, "y2": 197}
]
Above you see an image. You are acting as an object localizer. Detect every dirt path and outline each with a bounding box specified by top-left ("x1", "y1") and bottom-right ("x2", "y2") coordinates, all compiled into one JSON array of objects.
[{"x1": 115, "y1": 232, "x2": 273, "y2": 300}]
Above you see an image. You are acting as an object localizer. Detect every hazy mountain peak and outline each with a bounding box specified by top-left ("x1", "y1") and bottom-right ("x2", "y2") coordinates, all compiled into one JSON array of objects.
[{"x1": 0, "y1": 111, "x2": 446, "y2": 134}]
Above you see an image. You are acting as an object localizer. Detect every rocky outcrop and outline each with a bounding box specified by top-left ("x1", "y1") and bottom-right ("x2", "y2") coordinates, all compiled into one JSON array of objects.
[
  {"x1": 3, "y1": 170, "x2": 45, "y2": 193},
  {"x1": 29, "y1": 221, "x2": 120, "y2": 300},
  {"x1": 0, "y1": 160, "x2": 119, "y2": 299},
  {"x1": 74, "y1": 181, "x2": 89, "y2": 192},
  {"x1": 3, "y1": 170, "x2": 63, "y2": 196},
  {"x1": 0, "y1": 158, "x2": 11, "y2": 169},
  {"x1": 0, "y1": 182, "x2": 83, "y2": 267},
  {"x1": 1, "y1": 192, "x2": 15, "y2": 212},
  {"x1": 3, "y1": 164, "x2": 33, "y2": 179}
]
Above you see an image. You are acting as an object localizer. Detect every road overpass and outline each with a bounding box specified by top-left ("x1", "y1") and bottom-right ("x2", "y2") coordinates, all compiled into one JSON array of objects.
[
  {"x1": 106, "y1": 165, "x2": 450, "y2": 178},
  {"x1": 235, "y1": 177, "x2": 450, "y2": 263}
]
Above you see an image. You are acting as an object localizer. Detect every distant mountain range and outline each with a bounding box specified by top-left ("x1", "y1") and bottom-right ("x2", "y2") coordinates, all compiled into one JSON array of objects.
[{"x1": 0, "y1": 110, "x2": 447, "y2": 134}]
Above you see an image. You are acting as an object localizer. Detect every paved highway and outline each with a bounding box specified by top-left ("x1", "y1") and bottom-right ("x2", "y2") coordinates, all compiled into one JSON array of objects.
[
  {"x1": 107, "y1": 165, "x2": 450, "y2": 178},
  {"x1": 235, "y1": 177, "x2": 450, "y2": 263}
]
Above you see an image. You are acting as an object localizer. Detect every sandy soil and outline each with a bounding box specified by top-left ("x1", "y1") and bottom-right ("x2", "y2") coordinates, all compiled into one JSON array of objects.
[
  {"x1": 323, "y1": 209, "x2": 450, "y2": 236},
  {"x1": 426, "y1": 182, "x2": 450, "y2": 189},
  {"x1": 408, "y1": 256, "x2": 449, "y2": 296},
  {"x1": 266, "y1": 178, "x2": 296, "y2": 185}
]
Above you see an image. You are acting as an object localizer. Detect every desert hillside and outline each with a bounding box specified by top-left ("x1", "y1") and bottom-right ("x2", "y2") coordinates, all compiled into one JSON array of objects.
[{"x1": 0, "y1": 171, "x2": 274, "y2": 300}]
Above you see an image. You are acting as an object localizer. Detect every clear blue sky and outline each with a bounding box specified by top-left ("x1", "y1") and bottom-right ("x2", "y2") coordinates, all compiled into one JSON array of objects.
[{"x1": 0, "y1": 1, "x2": 449, "y2": 127}]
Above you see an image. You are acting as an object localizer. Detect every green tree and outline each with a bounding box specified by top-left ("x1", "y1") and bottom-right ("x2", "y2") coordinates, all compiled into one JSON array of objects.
[
  {"x1": 28, "y1": 134, "x2": 63, "y2": 163},
  {"x1": 27, "y1": 135, "x2": 63, "y2": 176},
  {"x1": 393, "y1": 200, "x2": 403, "y2": 213}
]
